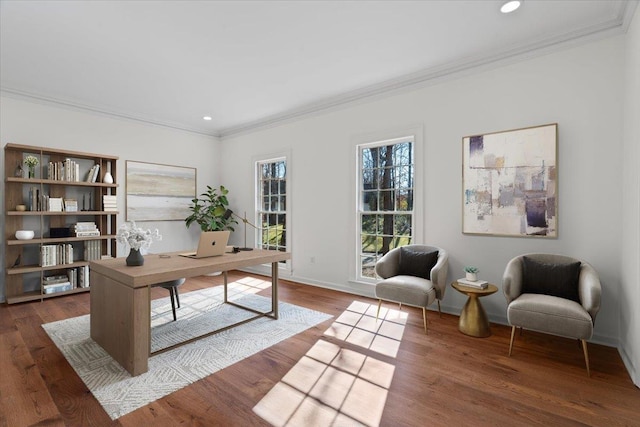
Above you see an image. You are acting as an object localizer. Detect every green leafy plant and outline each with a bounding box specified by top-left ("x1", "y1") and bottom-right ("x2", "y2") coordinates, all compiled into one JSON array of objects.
[
  {"x1": 464, "y1": 266, "x2": 479, "y2": 274},
  {"x1": 185, "y1": 185, "x2": 237, "y2": 232}
]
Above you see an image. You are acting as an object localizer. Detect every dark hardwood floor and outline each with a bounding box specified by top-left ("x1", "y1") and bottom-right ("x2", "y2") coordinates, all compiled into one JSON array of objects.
[{"x1": 1, "y1": 272, "x2": 639, "y2": 426}]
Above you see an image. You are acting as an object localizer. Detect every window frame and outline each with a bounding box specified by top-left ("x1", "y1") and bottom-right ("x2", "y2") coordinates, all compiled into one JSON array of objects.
[
  {"x1": 254, "y1": 154, "x2": 291, "y2": 272},
  {"x1": 350, "y1": 127, "x2": 424, "y2": 285}
]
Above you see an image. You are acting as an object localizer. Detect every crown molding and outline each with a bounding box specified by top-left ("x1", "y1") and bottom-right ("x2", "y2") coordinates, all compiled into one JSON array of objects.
[
  {"x1": 2, "y1": 1, "x2": 636, "y2": 141},
  {"x1": 0, "y1": 87, "x2": 221, "y2": 138},
  {"x1": 219, "y1": 5, "x2": 635, "y2": 139}
]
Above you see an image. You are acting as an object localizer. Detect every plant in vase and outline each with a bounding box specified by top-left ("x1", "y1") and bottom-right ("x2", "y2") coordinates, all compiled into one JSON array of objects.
[
  {"x1": 185, "y1": 185, "x2": 237, "y2": 232},
  {"x1": 24, "y1": 155, "x2": 39, "y2": 178},
  {"x1": 464, "y1": 266, "x2": 479, "y2": 281},
  {"x1": 116, "y1": 221, "x2": 162, "y2": 266}
]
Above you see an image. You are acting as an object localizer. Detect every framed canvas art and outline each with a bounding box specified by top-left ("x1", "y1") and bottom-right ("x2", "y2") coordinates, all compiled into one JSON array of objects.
[
  {"x1": 126, "y1": 161, "x2": 196, "y2": 221},
  {"x1": 462, "y1": 123, "x2": 558, "y2": 238}
]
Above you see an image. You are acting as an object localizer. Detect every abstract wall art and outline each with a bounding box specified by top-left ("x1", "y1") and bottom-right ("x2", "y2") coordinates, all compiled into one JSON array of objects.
[
  {"x1": 462, "y1": 123, "x2": 558, "y2": 238},
  {"x1": 126, "y1": 161, "x2": 196, "y2": 221}
]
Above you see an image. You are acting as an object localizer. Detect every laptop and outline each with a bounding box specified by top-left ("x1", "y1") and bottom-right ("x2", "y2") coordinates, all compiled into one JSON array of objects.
[{"x1": 179, "y1": 231, "x2": 230, "y2": 259}]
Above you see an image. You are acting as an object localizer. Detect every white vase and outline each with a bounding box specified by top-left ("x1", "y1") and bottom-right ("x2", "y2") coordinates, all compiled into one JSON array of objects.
[
  {"x1": 466, "y1": 272, "x2": 477, "y2": 281},
  {"x1": 103, "y1": 162, "x2": 113, "y2": 184}
]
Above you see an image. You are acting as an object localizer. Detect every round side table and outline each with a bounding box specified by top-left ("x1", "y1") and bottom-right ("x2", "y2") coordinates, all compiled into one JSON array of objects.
[{"x1": 451, "y1": 281, "x2": 498, "y2": 338}]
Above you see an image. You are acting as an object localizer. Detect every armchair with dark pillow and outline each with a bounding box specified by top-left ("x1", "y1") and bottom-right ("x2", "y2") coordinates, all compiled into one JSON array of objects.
[
  {"x1": 503, "y1": 253, "x2": 601, "y2": 376},
  {"x1": 375, "y1": 245, "x2": 449, "y2": 333}
]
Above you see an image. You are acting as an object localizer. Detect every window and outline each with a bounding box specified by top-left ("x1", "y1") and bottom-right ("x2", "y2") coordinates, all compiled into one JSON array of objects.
[
  {"x1": 257, "y1": 158, "x2": 287, "y2": 258},
  {"x1": 358, "y1": 137, "x2": 414, "y2": 280}
]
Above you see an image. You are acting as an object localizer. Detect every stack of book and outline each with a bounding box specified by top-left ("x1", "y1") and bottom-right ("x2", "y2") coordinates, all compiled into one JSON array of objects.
[
  {"x1": 103, "y1": 195, "x2": 117, "y2": 211},
  {"x1": 43, "y1": 274, "x2": 73, "y2": 294},
  {"x1": 457, "y1": 278, "x2": 489, "y2": 289},
  {"x1": 73, "y1": 222, "x2": 100, "y2": 237}
]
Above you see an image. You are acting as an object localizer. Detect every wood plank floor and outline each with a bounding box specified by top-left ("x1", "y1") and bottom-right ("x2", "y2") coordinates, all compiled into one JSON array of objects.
[{"x1": 1, "y1": 271, "x2": 639, "y2": 426}]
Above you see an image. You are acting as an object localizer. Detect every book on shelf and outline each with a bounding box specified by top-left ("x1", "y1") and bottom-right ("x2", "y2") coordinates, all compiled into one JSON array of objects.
[
  {"x1": 64, "y1": 199, "x2": 78, "y2": 212},
  {"x1": 48, "y1": 197, "x2": 63, "y2": 212},
  {"x1": 456, "y1": 278, "x2": 489, "y2": 289}
]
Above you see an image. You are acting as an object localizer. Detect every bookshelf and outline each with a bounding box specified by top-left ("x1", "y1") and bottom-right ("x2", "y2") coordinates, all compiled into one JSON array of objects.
[{"x1": 4, "y1": 143, "x2": 118, "y2": 304}]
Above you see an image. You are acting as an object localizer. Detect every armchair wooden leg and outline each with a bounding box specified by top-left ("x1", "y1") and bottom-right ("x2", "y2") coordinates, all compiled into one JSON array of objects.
[
  {"x1": 509, "y1": 326, "x2": 516, "y2": 356},
  {"x1": 376, "y1": 299, "x2": 382, "y2": 321},
  {"x1": 422, "y1": 307, "x2": 428, "y2": 334},
  {"x1": 437, "y1": 300, "x2": 442, "y2": 318},
  {"x1": 581, "y1": 339, "x2": 591, "y2": 377},
  {"x1": 399, "y1": 302, "x2": 402, "y2": 311}
]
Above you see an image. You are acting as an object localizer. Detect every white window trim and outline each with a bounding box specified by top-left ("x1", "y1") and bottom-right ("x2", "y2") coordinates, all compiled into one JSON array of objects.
[
  {"x1": 349, "y1": 125, "x2": 424, "y2": 285},
  {"x1": 250, "y1": 150, "x2": 292, "y2": 275}
]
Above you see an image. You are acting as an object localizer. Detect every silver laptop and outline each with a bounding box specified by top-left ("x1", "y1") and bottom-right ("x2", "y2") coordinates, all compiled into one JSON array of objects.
[{"x1": 179, "y1": 231, "x2": 230, "y2": 258}]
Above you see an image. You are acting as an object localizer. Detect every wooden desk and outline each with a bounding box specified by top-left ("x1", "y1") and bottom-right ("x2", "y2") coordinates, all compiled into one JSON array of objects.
[{"x1": 89, "y1": 249, "x2": 290, "y2": 376}]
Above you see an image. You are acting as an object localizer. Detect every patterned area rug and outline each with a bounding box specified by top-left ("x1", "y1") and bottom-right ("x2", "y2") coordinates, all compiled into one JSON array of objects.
[{"x1": 42, "y1": 286, "x2": 332, "y2": 420}]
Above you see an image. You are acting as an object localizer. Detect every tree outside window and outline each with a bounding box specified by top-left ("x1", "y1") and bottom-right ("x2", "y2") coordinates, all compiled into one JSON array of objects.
[{"x1": 359, "y1": 138, "x2": 414, "y2": 279}]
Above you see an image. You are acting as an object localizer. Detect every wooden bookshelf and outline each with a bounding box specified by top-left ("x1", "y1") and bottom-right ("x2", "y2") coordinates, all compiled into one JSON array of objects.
[{"x1": 4, "y1": 143, "x2": 119, "y2": 304}]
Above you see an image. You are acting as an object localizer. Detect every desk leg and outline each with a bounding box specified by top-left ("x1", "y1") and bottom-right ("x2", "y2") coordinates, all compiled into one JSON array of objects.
[
  {"x1": 458, "y1": 295, "x2": 491, "y2": 338},
  {"x1": 223, "y1": 271, "x2": 228, "y2": 303},
  {"x1": 90, "y1": 271, "x2": 150, "y2": 376},
  {"x1": 272, "y1": 261, "x2": 279, "y2": 319}
]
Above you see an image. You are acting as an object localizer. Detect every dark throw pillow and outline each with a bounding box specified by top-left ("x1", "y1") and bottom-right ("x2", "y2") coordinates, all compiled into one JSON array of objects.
[
  {"x1": 522, "y1": 256, "x2": 581, "y2": 302},
  {"x1": 397, "y1": 247, "x2": 439, "y2": 280}
]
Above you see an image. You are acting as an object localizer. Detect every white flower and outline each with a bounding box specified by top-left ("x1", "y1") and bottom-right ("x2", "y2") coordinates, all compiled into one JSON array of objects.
[
  {"x1": 116, "y1": 221, "x2": 162, "y2": 250},
  {"x1": 24, "y1": 155, "x2": 39, "y2": 167}
]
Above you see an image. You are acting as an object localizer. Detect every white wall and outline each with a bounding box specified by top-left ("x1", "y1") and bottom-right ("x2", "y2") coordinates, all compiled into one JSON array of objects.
[
  {"x1": 221, "y1": 35, "x2": 625, "y2": 348},
  {"x1": 0, "y1": 97, "x2": 220, "y2": 302},
  {"x1": 621, "y1": 6, "x2": 640, "y2": 387}
]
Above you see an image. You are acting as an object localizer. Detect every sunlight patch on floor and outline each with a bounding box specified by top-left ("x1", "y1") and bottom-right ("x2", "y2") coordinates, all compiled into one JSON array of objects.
[{"x1": 253, "y1": 300, "x2": 406, "y2": 426}]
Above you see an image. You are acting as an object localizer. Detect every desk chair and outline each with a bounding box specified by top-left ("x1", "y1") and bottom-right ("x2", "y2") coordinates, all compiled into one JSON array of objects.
[{"x1": 152, "y1": 278, "x2": 186, "y2": 321}]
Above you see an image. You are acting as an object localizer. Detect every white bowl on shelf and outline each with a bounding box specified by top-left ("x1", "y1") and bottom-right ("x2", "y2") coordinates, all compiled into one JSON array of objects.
[{"x1": 15, "y1": 230, "x2": 35, "y2": 240}]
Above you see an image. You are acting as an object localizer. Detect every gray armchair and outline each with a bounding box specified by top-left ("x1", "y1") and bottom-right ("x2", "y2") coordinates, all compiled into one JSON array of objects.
[
  {"x1": 503, "y1": 253, "x2": 601, "y2": 376},
  {"x1": 375, "y1": 245, "x2": 449, "y2": 334}
]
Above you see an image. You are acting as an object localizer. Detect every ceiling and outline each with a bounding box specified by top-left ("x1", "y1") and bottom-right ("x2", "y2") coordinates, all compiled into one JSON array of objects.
[{"x1": 0, "y1": 1, "x2": 636, "y2": 138}]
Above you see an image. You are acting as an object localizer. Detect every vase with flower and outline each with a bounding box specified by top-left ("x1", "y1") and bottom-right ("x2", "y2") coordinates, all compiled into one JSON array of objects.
[
  {"x1": 24, "y1": 155, "x2": 39, "y2": 178},
  {"x1": 116, "y1": 221, "x2": 162, "y2": 266}
]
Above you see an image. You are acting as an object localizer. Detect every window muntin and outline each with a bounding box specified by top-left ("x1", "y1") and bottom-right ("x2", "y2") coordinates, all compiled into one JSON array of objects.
[
  {"x1": 358, "y1": 139, "x2": 414, "y2": 280},
  {"x1": 257, "y1": 159, "x2": 287, "y2": 257}
]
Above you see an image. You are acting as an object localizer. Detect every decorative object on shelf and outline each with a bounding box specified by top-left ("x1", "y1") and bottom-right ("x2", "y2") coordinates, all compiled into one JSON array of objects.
[
  {"x1": 14, "y1": 160, "x2": 24, "y2": 177},
  {"x1": 15, "y1": 204, "x2": 26, "y2": 211},
  {"x1": 185, "y1": 185, "x2": 237, "y2": 232},
  {"x1": 15, "y1": 230, "x2": 35, "y2": 240},
  {"x1": 464, "y1": 266, "x2": 479, "y2": 282},
  {"x1": 462, "y1": 123, "x2": 558, "y2": 238},
  {"x1": 24, "y1": 155, "x2": 39, "y2": 178},
  {"x1": 126, "y1": 160, "x2": 196, "y2": 221},
  {"x1": 116, "y1": 221, "x2": 162, "y2": 266},
  {"x1": 103, "y1": 161, "x2": 114, "y2": 184}
]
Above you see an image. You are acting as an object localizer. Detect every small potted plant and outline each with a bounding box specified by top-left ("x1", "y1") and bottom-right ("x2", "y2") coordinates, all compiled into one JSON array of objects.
[
  {"x1": 464, "y1": 266, "x2": 479, "y2": 281},
  {"x1": 185, "y1": 185, "x2": 237, "y2": 232}
]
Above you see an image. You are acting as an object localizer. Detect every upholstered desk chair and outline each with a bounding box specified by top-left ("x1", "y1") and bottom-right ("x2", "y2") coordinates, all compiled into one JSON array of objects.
[
  {"x1": 152, "y1": 278, "x2": 186, "y2": 321},
  {"x1": 503, "y1": 254, "x2": 601, "y2": 376},
  {"x1": 375, "y1": 245, "x2": 449, "y2": 334}
]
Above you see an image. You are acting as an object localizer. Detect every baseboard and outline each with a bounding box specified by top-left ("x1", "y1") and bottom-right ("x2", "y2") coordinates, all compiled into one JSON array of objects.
[
  {"x1": 238, "y1": 267, "x2": 621, "y2": 349},
  {"x1": 619, "y1": 344, "x2": 640, "y2": 388}
]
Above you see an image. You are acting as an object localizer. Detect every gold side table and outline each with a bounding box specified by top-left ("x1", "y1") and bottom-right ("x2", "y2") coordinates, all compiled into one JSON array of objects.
[{"x1": 451, "y1": 281, "x2": 498, "y2": 338}]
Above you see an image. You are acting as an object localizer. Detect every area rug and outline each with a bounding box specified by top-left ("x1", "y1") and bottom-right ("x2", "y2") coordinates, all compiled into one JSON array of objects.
[{"x1": 42, "y1": 287, "x2": 332, "y2": 420}]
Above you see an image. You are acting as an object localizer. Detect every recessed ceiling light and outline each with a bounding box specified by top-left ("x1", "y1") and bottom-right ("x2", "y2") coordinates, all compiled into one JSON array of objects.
[
  {"x1": 501, "y1": 0, "x2": 521, "y2": 14},
  {"x1": 202, "y1": 116, "x2": 212, "y2": 121}
]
